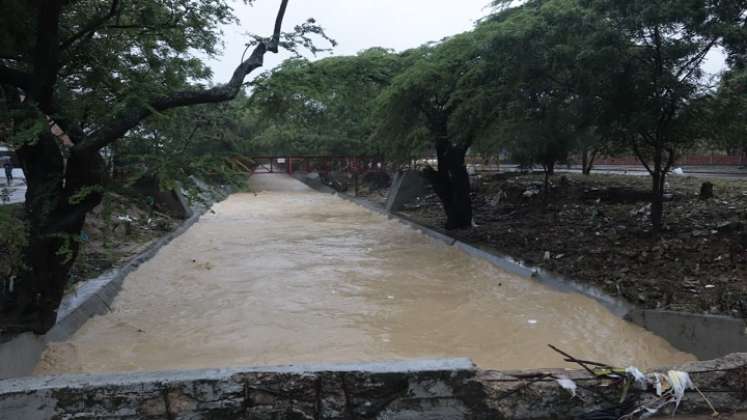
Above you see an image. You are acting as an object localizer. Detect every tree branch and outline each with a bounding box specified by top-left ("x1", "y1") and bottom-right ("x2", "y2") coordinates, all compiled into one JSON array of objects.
[
  {"x1": 631, "y1": 139, "x2": 653, "y2": 175},
  {"x1": 31, "y1": 0, "x2": 65, "y2": 112},
  {"x1": 675, "y1": 37, "x2": 718, "y2": 81},
  {"x1": 59, "y1": 0, "x2": 121, "y2": 51},
  {"x1": 74, "y1": 0, "x2": 290, "y2": 153}
]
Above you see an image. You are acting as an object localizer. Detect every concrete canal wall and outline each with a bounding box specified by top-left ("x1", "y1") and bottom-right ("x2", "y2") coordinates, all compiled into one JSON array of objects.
[{"x1": 1, "y1": 355, "x2": 746, "y2": 419}]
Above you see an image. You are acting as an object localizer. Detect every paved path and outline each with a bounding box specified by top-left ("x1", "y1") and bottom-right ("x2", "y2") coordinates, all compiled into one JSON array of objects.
[{"x1": 0, "y1": 169, "x2": 26, "y2": 205}]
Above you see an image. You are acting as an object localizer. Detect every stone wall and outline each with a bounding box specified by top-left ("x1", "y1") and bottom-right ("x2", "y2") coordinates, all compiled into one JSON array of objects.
[{"x1": 1, "y1": 356, "x2": 746, "y2": 419}]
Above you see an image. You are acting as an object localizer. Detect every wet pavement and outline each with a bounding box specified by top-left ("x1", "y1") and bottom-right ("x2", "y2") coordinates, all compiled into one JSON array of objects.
[
  {"x1": 35, "y1": 174, "x2": 694, "y2": 375},
  {"x1": 0, "y1": 170, "x2": 25, "y2": 205}
]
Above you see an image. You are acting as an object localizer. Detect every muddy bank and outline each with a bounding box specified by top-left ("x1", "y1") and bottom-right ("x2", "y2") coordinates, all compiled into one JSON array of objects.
[{"x1": 400, "y1": 173, "x2": 747, "y2": 316}]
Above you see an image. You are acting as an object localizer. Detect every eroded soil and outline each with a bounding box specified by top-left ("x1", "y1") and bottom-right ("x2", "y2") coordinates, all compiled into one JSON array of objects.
[{"x1": 69, "y1": 192, "x2": 178, "y2": 286}]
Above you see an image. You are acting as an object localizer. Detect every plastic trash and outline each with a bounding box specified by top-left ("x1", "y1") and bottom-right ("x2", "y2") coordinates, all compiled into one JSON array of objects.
[{"x1": 556, "y1": 377, "x2": 577, "y2": 397}]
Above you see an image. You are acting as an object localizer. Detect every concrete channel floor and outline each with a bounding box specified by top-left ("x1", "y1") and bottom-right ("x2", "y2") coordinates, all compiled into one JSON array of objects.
[{"x1": 36, "y1": 174, "x2": 694, "y2": 375}]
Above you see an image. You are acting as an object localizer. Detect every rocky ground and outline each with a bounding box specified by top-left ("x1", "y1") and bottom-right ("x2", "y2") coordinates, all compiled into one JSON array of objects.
[
  {"x1": 68, "y1": 192, "x2": 179, "y2": 286},
  {"x1": 0, "y1": 191, "x2": 179, "y2": 289},
  {"x1": 400, "y1": 172, "x2": 747, "y2": 316}
]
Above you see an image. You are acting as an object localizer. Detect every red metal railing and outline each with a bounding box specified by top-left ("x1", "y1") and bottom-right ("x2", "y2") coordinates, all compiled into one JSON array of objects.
[{"x1": 248, "y1": 156, "x2": 386, "y2": 176}]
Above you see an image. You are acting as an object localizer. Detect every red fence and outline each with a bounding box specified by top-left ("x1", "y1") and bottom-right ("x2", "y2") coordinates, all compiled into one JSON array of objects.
[{"x1": 248, "y1": 156, "x2": 385, "y2": 176}]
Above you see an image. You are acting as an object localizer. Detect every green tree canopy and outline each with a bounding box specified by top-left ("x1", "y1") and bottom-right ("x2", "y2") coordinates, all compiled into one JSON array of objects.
[
  {"x1": 0, "y1": 0, "x2": 331, "y2": 333},
  {"x1": 248, "y1": 48, "x2": 402, "y2": 156}
]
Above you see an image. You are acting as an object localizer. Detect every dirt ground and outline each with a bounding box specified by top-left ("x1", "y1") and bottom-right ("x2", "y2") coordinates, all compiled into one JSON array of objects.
[{"x1": 400, "y1": 172, "x2": 747, "y2": 316}]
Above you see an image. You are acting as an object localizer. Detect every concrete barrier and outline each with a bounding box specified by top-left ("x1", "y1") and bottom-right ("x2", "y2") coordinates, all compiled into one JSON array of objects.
[
  {"x1": 385, "y1": 171, "x2": 430, "y2": 212},
  {"x1": 1, "y1": 355, "x2": 745, "y2": 419},
  {"x1": 626, "y1": 310, "x2": 747, "y2": 361}
]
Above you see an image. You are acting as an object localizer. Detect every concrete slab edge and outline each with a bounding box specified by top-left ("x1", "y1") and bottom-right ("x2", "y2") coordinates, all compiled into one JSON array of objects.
[
  {"x1": 46, "y1": 202, "x2": 211, "y2": 343},
  {"x1": 0, "y1": 358, "x2": 476, "y2": 393},
  {"x1": 294, "y1": 173, "x2": 747, "y2": 359},
  {"x1": 0, "y1": 187, "x2": 231, "y2": 380},
  {"x1": 1, "y1": 354, "x2": 746, "y2": 419}
]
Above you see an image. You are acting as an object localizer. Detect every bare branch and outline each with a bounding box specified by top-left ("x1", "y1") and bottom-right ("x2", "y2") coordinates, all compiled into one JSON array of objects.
[
  {"x1": 270, "y1": 0, "x2": 289, "y2": 52},
  {"x1": 675, "y1": 37, "x2": 718, "y2": 81},
  {"x1": 73, "y1": 0, "x2": 291, "y2": 153}
]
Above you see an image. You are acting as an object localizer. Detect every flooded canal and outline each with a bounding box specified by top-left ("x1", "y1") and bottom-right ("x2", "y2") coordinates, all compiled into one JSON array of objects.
[{"x1": 36, "y1": 174, "x2": 693, "y2": 375}]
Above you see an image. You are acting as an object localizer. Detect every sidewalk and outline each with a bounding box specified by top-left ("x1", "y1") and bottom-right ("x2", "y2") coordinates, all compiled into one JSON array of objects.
[{"x1": 1, "y1": 169, "x2": 26, "y2": 205}]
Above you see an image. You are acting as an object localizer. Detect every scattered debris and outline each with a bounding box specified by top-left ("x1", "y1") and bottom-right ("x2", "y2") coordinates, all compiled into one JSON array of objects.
[
  {"x1": 700, "y1": 181, "x2": 715, "y2": 200},
  {"x1": 556, "y1": 377, "x2": 577, "y2": 397},
  {"x1": 523, "y1": 188, "x2": 541, "y2": 198},
  {"x1": 549, "y1": 345, "x2": 719, "y2": 419},
  {"x1": 401, "y1": 173, "x2": 747, "y2": 315}
]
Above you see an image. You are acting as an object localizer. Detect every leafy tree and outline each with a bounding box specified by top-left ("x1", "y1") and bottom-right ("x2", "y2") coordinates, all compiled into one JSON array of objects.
[
  {"x1": 114, "y1": 97, "x2": 255, "y2": 194},
  {"x1": 373, "y1": 31, "x2": 494, "y2": 229},
  {"x1": 451, "y1": 0, "x2": 613, "y2": 191},
  {"x1": 248, "y1": 48, "x2": 402, "y2": 157},
  {"x1": 0, "y1": 0, "x2": 329, "y2": 333},
  {"x1": 583, "y1": 0, "x2": 747, "y2": 230},
  {"x1": 709, "y1": 67, "x2": 747, "y2": 160}
]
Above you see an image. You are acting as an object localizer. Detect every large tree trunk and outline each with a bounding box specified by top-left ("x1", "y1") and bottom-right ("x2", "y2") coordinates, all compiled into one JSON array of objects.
[
  {"x1": 632, "y1": 140, "x2": 671, "y2": 232},
  {"x1": 0, "y1": 134, "x2": 104, "y2": 334},
  {"x1": 650, "y1": 169, "x2": 666, "y2": 231},
  {"x1": 582, "y1": 148, "x2": 597, "y2": 175},
  {"x1": 0, "y1": 0, "x2": 292, "y2": 335},
  {"x1": 423, "y1": 140, "x2": 472, "y2": 230}
]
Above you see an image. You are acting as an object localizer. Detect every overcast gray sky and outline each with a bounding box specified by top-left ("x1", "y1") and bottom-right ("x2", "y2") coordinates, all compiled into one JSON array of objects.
[
  {"x1": 206, "y1": 0, "x2": 492, "y2": 81},
  {"x1": 205, "y1": 0, "x2": 725, "y2": 83}
]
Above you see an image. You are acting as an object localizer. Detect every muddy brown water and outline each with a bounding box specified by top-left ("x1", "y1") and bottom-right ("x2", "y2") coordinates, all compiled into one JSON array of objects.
[{"x1": 35, "y1": 174, "x2": 694, "y2": 375}]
